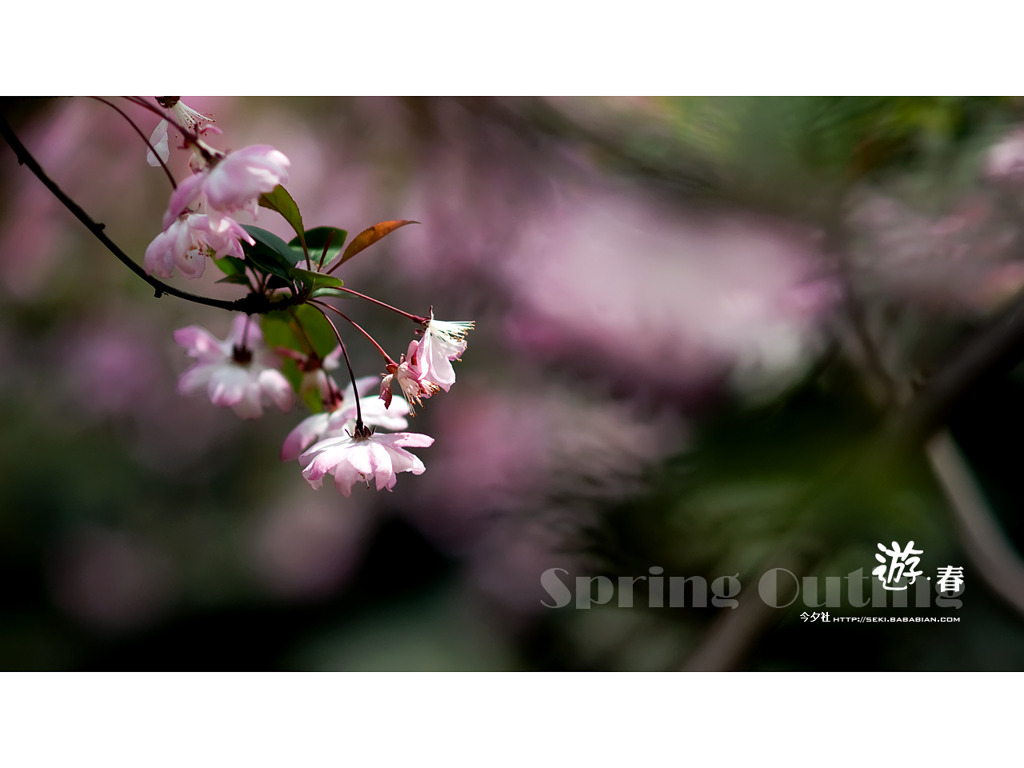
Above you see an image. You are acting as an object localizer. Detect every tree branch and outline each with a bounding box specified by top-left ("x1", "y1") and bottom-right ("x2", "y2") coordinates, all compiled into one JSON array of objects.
[
  {"x1": 925, "y1": 430, "x2": 1024, "y2": 616},
  {"x1": 888, "y1": 287, "x2": 1024, "y2": 445},
  {"x1": 0, "y1": 109, "x2": 296, "y2": 316}
]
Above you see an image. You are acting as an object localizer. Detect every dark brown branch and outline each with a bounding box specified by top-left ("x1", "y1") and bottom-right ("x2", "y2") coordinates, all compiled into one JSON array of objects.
[
  {"x1": 0, "y1": 110, "x2": 296, "y2": 316},
  {"x1": 926, "y1": 430, "x2": 1024, "y2": 616},
  {"x1": 888, "y1": 287, "x2": 1024, "y2": 445}
]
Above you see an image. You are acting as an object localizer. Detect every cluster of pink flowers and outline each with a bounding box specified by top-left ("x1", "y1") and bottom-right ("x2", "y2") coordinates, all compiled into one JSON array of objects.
[
  {"x1": 174, "y1": 313, "x2": 473, "y2": 495},
  {"x1": 146, "y1": 98, "x2": 474, "y2": 496},
  {"x1": 143, "y1": 101, "x2": 290, "y2": 281},
  {"x1": 145, "y1": 213, "x2": 252, "y2": 280}
]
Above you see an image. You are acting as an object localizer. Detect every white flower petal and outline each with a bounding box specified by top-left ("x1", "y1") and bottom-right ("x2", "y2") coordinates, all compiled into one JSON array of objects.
[{"x1": 146, "y1": 120, "x2": 170, "y2": 166}]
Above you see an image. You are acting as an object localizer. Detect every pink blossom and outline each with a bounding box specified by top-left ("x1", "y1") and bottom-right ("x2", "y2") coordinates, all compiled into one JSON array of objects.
[
  {"x1": 281, "y1": 376, "x2": 411, "y2": 461},
  {"x1": 298, "y1": 345, "x2": 343, "y2": 402},
  {"x1": 299, "y1": 430, "x2": 434, "y2": 495},
  {"x1": 174, "y1": 315, "x2": 293, "y2": 419},
  {"x1": 379, "y1": 340, "x2": 439, "y2": 412},
  {"x1": 163, "y1": 145, "x2": 291, "y2": 230},
  {"x1": 417, "y1": 312, "x2": 475, "y2": 392},
  {"x1": 146, "y1": 99, "x2": 216, "y2": 167},
  {"x1": 144, "y1": 213, "x2": 254, "y2": 280}
]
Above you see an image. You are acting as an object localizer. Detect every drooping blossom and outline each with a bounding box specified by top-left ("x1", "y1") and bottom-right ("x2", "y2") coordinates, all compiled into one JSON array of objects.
[
  {"x1": 379, "y1": 340, "x2": 439, "y2": 411},
  {"x1": 174, "y1": 315, "x2": 293, "y2": 419},
  {"x1": 298, "y1": 345, "x2": 343, "y2": 402},
  {"x1": 144, "y1": 213, "x2": 254, "y2": 280},
  {"x1": 417, "y1": 312, "x2": 475, "y2": 391},
  {"x1": 281, "y1": 375, "x2": 411, "y2": 461},
  {"x1": 299, "y1": 428, "x2": 434, "y2": 496},
  {"x1": 146, "y1": 98, "x2": 216, "y2": 167},
  {"x1": 163, "y1": 145, "x2": 291, "y2": 230}
]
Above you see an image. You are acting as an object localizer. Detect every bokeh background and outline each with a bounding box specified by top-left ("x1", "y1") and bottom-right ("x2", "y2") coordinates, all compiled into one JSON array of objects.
[{"x1": 2, "y1": 96, "x2": 1024, "y2": 670}]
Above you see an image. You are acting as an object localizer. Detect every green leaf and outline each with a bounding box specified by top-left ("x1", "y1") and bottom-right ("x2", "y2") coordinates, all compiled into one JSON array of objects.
[
  {"x1": 213, "y1": 255, "x2": 247, "y2": 277},
  {"x1": 310, "y1": 286, "x2": 355, "y2": 300},
  {"x1": 261, "y1": 311, "x2": 304, "y2": 398},
  {"x1": 262, "y1": 305, "x2": 339, "y2": 382},
  {"x1": 241, "y1": 225, "x2": 303, "y2": 283},
  {"x1": 291, "y1": 226, "x2": 347, "y2": 270},
  {"x1": 262, "y1": 304, "x2": 339, "y2": 408},
  {"x1": 337, "y1": 220, "x2": 417, "y2": 268},
  {"x1": 245, "y1": 252, "x2": 291, "y2": 283},
  {"x1": 293, "y1": 304, "x2": 339, "y2": 359},
  {"x1": 242, "y1": 225, "x2": 300, "y2": 264},
  {"x1": 289, "y1": 267, "x2": 344, "y2": 294},
  {"x1": 301, "y1": 226, "x2": 348, "y2": 251},
  {"x1": 261, "y1": 310, "x2": 297, "y2": 349},
  {"x1": 215, "y1": 274, "x2": 253, "y2": 286},
  {"x1": 265, "y1": 274, "x2": 292, "y2": 291},
  {"x1": 259, "y1": 185, "x2": 306, "y2": 256}
]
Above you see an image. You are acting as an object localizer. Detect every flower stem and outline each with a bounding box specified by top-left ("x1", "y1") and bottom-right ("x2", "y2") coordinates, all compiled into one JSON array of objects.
[
  {"x1": 317, "y1": 229, "x2": 336, "y2": 271},
  {"x1": 311, "y1": 300, "x2": 395, "y2": 365},
  {"x1": 324, "y1": 286, "x2": 427, "y2": 324},
  {"x1": 287, "y1": 308, "x2": 319, "y2": 356},
  {"x1": 123, "y1": 96, "x2": 202, "y2": 149},
  {"x1": 90, "y1": 97, "x2": 177, "y2": 190},
  {"x1": 311, "y1": 305, "x2": 363, "y2": 428}
]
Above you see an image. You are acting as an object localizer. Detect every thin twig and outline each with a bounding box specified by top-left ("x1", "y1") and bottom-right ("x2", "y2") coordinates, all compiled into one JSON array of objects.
[
  {"x1": 889, "y1": 286, "x2": 1024, "y2": 445},
  {"x1": 311, "y1": 305, "x2": 364, "y2": 427},
  {"x1": 90, "y1": 97, "x2": 177, "y2": 190},
  {"x1": 123, "y1": 96, "x2": 206, "y2": 156},
  {"x1": 311, "y1": 300, "x2": 394, "y2": 363},
  {"x1": 925, "y1": 430, "x2": 1024, "y2": 616},
  {"x1": 320, "y1": 284, "x2": 426, "y2": 324}
]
